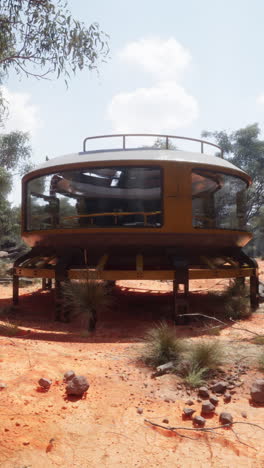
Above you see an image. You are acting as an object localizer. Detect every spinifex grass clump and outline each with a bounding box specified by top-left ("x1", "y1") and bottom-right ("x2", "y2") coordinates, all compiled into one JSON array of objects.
[
  {"x1": 223, "y1": 280, "x2": 251, "y2": 320},
  {"x1": 258, "y1": 350, "x2": 264, "y2": 372},
  {"x1": 187, "y1": 340, "x2": 224, "y2": 370},
  {"x1": 252, "y1": 335, "x2": 264, "y2": 345},
  {"x1": 182, "y1": 340, "x2": 224, "y2": 388},
  {"x1": 141, "y1": 322, "x2": 185, "y2": 367},
  {"x1": 183, "y1": 365, "x2": 208, "y2": 388},
  {"x1": 62, "y1": 280, "x2": 112, "y2": 331}
]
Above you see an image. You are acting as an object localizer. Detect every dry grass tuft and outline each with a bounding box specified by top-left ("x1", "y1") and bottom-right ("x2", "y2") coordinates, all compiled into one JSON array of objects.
[
  {"x1": 187, "y1": 340, "x2": 224, "y2": 370},
  {"x1": 141, "y1": 322, "x2": 185, "y2": 367},
  {"x1": 62, "y1": 280, "x2": 112, "y2": 330}
]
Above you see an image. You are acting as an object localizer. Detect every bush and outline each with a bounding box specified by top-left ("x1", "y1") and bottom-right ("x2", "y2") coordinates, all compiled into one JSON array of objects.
[
  {"x1": 141, "y1": 322, "x2": 185, "y2": 367},
  {"x1": 0, "y1": 321, "x2": 19, "y2": 336},
  {"x1": 223, "y1": 280, "x2": 251, "y2": 320},
  {"x1": 61, "y1": 280, "x2": 112, "y2": 331},
  {"x1": 258, "y1": 351, "x2": 264, "y2": 372},
  {"x1": 187, "y1": 340, "x2": 224, "y2": 370},
  {"x1": 252, "y1": 336, "x2": 264, "y2": 345},
  {"x1": 184, "y1": 365, "x2": 208, "y2": 388}
]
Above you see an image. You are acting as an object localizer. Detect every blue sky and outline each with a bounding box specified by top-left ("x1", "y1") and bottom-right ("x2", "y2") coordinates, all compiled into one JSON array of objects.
[{"x1": 3, "y1": 0, "x2": 264, "y2": 203}]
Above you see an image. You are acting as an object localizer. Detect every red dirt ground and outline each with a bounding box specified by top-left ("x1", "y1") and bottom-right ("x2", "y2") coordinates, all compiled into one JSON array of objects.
[{"x1": 0, "y1": 263, "x2": 263, "y2": 467}]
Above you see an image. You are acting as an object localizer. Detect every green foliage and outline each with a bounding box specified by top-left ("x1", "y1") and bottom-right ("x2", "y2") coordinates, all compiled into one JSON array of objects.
[
  {"x1": 183, "y1": 365, "x2": 208, "y2": 388},
  {"x1": 223, "y1": 280, "x2": 251, "y2": 320},
  {"x1": 141, "y1": 322, "x2": 185, "y2": 367},
  {"x1": 0, "y1": 0, "x2": 109, "y2": 82},
  {"x1": 187, "y1": 340, "x2": 224, "y2": 370},
  {"x1": 0, "y1": 131, "x2": 31, "y2": 173}
]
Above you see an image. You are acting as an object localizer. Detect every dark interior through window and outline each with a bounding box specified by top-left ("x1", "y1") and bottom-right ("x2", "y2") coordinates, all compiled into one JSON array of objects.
[
  {"x1": 26, "y1": 166, "x2": 162, "y2": 230},
  {"x1": 192, "y1": 169, "x2": 248, "y2": 230}
]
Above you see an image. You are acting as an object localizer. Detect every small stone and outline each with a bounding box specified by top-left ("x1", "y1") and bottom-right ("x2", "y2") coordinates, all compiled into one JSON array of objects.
[
  {"x1": 241, "y1": 411, "x2": 247, "y2": 419},
  {"x1": 0, "y1": 382, "x2": 6, "y2": 389},
  {"x1": 197, "y1": 398, "x2": 202, "y2": 403},
  {"x1": 177, "y1": 384, "x2": 182, "y2": 390},
  {"x1": 211, "y1": 381, "x2": 228, "y2": 394},
  {"x1": 193, "y1": 415, "x2": 206, "y2": 427},
  {"x1": 201, "y1": 400, "x2": 215, "y2": 414},
  {"x1": 250, "y1": 379, "x2": 264, "y2": 404},
  {"x1": 66, "y1": 375, "x2": 89, "y2": 396},
  {"x1": 219, "y1": 412, "x2": 233, "y2": 425},
  {"x1": 38, "y1": 378, "x2": 52, "y2": 389},
  {"x1": 183, "y1": 407, "x2": 196, "y2": 417},
  {"x1": 137, "y1": 408, "x2": 143, "y2": 415},
  {"x1": 209, "y1": 395, "x2": 219, "y2": 406},
  {"x1": 162, "y1": 418, "x2": 169, "y2": 424},
  {"x1": 198, "y1": 386, "x2": 210, "y2": 398},
  {"x1": 223, "y1": 393, "x2": 231, "y2": 403},
  {"x1": 64, "y1": 370, "x2": 75, "y2": 381},
  {"x1": 230, "y1": 390, "x2": 236, "y2": 395},
  {"x1": 185, "y1": 399, "x2": 194, "y2": 406}
]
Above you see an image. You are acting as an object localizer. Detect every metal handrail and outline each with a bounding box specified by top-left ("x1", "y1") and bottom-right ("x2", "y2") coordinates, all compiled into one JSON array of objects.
[{"x1": 82, "y1": 133, "x2": 224, "y2": 158}]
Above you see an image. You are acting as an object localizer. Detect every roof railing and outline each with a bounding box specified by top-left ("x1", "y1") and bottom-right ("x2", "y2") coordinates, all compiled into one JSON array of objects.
[{"x1": 82, "y1": 134, "x2": 224, "y2": 158}]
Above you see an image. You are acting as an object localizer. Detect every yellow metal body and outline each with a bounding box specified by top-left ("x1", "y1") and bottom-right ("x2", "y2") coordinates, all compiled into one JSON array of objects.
[{"x1": 21, "y1": 159, "x2": 252, "y2": 248}]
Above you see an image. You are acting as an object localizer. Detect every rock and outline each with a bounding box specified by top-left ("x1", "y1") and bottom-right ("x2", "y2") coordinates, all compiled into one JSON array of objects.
[
  {"x1": 211, "y1": 381, "x2": 228, "y2": 394},
  {"x1": 152, "y1": 361, "x2": 175, "y2": 378},
  {"x1": 38, "y1": 378, "x2": 52, "y2": 389},
  {"x1": 66, "y1": 375, "x2": 89, "y2": 396},
  {"x1": 64, "y1": 370, "x2": 75, "y2": 381},
  {"x1": 137, "y1": 408, "x2": 143, "y2": 415},
  {"x1": 185, "y1": 399, "x2": 194, "y2": 406},
  {"x1": 183, "y1": 407, "x2": 196, "y2": 417},
  {"x1": 219, "y1": 412, "x2": 233, "y2": 425},
  {"x1": 250, "y1": 379, "x2": 264, "y2": 404},
  {"x1": 0, "y1": 382, "x2": 6, "y2": 389},
  {"x1": 162, "y1": 418, "x2": 169, "y2": 424},
  {"x1": 241, "y1": 411, "x2": 247, "y2": 419},
  {"x1": 201, "y1": 400, "x2": 215, "y2": 414},
  {"x1": 209, "y1": 395, "x2": 219, "y2": 406},
  {"x1": 198, "y1": 386, "x2": 210, "y2": 398},
  {"x1": 223, "y1": 393, "x2": 231, "y2": 403},
  {"x1": 156, "y1": 361, "x2": 175, "y2": 373},
  {"x1": 0, "y1": 251, "x2": 8, "y2": 258},
  {"x1": 193, "y1": 415, "x2": 206, "y2": 427}
]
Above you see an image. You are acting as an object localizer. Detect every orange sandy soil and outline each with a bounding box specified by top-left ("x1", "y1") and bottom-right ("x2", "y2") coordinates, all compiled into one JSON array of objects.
[{"x1": 0, "y1": 263, "x2": 264, "y2": 467}]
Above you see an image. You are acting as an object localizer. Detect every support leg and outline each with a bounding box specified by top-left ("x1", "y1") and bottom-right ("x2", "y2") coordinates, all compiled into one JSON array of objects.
[
  {"x1": 250, "y1": 271, "x2": 259, "y2": 310},
  {"x1": 55, "y1": 280, "x2": 62, "y2": 321},
  {"x1": 13, "y1": 275, "x2": 19, "y2": 305}
]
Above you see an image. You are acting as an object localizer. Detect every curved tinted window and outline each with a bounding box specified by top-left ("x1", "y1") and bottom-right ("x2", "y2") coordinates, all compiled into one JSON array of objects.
[
  {"x1": 192, "y1": 170, "x2": 247, "y2": 230},
  {"x1": 26, "y1": 167, "x2": 162, "y2": 230}
]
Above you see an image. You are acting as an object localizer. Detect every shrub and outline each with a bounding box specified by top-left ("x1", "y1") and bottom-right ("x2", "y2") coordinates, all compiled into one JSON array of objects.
[
  {"x1": 141, "y1": 322, "x2": 185, "y2": 367},
  {"x1": 184, "y1": 365, "x2": 208, "y2": 388},
  {"x1": 252, "y1": 336, "x2": 264, "y2": 345},
  {"x1": 223, "y1": 280, "x2": 251, "y2": 320},
  {"x1": 258, "y1": 351, "x2": 264, "y2": 372},
  {"x1": 61, "y1": 280, "x2": 112, "y2": 331},
  {"x1": 0, "y1": 321, "x2": 19, "y2": 336},
  {"x1": 187, "y1": 340, "x2": 224, "y2": 370}
]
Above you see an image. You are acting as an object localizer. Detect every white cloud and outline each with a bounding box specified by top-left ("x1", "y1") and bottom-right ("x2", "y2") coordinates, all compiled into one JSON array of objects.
[
  {"x1": 1, "y1": 86, "x2": 41, "y2": 135},
  {"x1": 107, "y1": 81, "x2": 198, "y2": 133},
  {"x1": 119, "y1": 37, "x2": 191, "y2": 81},
  {"x1": 257, "y1": 93, "x2": 264, "y2": 105}
]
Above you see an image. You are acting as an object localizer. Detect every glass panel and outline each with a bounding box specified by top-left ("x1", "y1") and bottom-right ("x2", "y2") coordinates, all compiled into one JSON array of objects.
[
  {"x1": 26, "y1": 167, "x2": 162, "y2": 230},
  {"x1": 192, "y1": 170, "x2": 247, "y2": 230}
]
